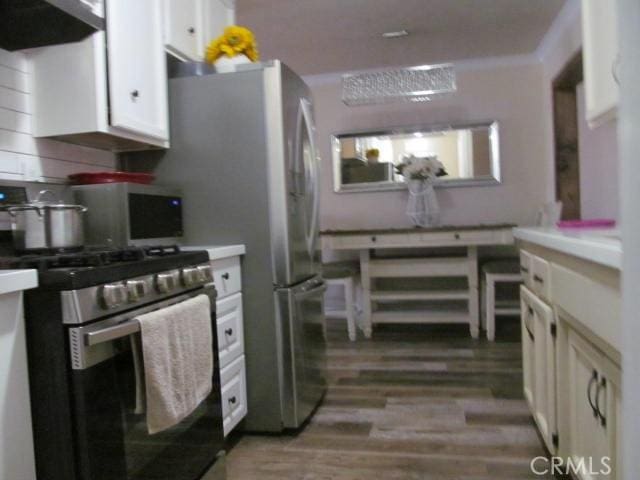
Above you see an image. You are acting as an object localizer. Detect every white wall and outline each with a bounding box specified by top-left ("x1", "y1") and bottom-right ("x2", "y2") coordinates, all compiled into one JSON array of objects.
[
  {"x1": 0, "y1": 48, "x2": 115, "y2": 184},
  {"x1": 310, "y1": 60, "x2": 548, "y2": 231},
  {"x1": 577, "y1": 83, "x2": 619, "y2": 220}
]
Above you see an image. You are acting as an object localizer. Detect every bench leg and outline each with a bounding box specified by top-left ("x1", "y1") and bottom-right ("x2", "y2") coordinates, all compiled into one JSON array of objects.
[
  {"x1": 345, "y1": 278, "x2": 356, "y2": 341},
  {"x1": 486, "y1": 276, "x2": 496, "y2": 341}
]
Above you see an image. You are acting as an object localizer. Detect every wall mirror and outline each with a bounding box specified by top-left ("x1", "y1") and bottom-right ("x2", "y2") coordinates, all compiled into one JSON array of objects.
[{"x1": 332, "y1": 121, "x2": 501, "y2": 193}]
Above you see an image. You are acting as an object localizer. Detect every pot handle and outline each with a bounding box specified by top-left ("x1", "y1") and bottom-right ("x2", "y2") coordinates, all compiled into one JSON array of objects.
[
  {"x1": 6, "y1": 205, "x2": 44, "y2": 217},
  {"x1": 35, "y1": 190, "x2": 58, "y2": 203}
]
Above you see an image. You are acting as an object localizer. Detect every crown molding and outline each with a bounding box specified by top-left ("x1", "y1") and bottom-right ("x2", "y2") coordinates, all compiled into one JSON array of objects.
[{"x1": 535, "y1": 0, "x2": 581, "y2": 63}]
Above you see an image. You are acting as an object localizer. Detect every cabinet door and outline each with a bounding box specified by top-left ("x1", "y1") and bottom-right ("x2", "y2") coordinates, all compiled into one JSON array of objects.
[
  {"x1": 521, "y1": 286, "x2": 557, "y2": 453},
  {"x1": 164, "y1": 0, "x2": 200, "y2": 60},
  {"x1": 582, "y1": 0, "x2": 619, "y2": 127},
  {"x1": 520, "y1": 287, "x2": 535, "y2": 411},
  {"x1": 567, "y1": 329, "x2": 619, "y2": 479},
  {"x1": 105, "y1": 0, "x2": 169, "y2": 140},
  {"x1": 197, "y1": 0, "x2": 235, "y2": 58}
]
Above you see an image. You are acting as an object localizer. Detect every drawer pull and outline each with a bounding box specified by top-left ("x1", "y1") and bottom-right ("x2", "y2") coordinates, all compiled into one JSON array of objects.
[
  {"x1": 225, "y1": 328, "x2": 233, "y2": 336},
  {"x1": 533, "y1": 274, "x2": 544, "y2": 284},
  {"x1": 595, "y1": 377, "x2": 607, "y2": 427},
  {"x1": 371, "y1": 236, "x2": 377, "y2": 243},
  {"x1": 525, "y1": 326, "x2": 534, "y2": 341},
  {"x1": 454, "y1": 233, "x2": 460, "y2": 240},
  {"x1": 228, "y1": 396, "x2": 237, "y2": 405},
  {"x1": 222, "y1": 272, "x2": 230, "y2": 280},
  {"x1": 587, "y1": 370, "x2": 599, "y2": 418},
  {"x1": 520, "y1": 266, "x2": 529, "y2": 273},
  {"x1": 528, "y1": 306, "x2": 534, "y2": 316}
]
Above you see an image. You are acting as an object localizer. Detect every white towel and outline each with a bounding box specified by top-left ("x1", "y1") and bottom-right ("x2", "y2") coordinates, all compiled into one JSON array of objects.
[{"x1": 136, "y1": 294, "x2": 213, "y2": 435}]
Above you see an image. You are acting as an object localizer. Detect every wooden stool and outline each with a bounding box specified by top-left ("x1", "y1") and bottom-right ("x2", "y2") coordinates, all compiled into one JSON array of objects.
[
  {"x1": 322, "y1": 261, "x2": 360, "y2": 341},
  {"x1": 483, "y1": 260, "x2": 523, "y2": 341}
]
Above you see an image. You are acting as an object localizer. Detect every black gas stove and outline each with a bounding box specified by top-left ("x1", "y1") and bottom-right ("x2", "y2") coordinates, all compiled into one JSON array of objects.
[{"x1": 2, "y1": 244, "x2": 210, "y2": 290}]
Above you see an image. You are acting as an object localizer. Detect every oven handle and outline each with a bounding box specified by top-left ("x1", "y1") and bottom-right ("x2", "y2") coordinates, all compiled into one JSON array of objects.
[{"x1": 83, "y1": 287, "x2": 216, "y2": 347}]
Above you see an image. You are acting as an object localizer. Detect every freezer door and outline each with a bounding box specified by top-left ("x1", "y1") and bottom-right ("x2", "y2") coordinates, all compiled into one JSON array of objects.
[
  {"x1": 266, "y1": 63, "x2": 321, "y2": 287},
  {"x1": 277, "y1": 276, "x2": 327, "y2": 428}
]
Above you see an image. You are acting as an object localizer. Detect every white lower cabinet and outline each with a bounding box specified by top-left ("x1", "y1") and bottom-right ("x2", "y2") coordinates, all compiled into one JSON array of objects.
[
  {"x1": 564, "y1": 326, "x2": 621, "y2": 479},
  {"x1": 211, "y1": 251, "x2": 247, "y2": 437},
  {"x1": 519, "y1": 247, "x2": 621, "y2": 478},
  {"x1": 521, "y1": 286, "x2": 557, "y2": 454}
]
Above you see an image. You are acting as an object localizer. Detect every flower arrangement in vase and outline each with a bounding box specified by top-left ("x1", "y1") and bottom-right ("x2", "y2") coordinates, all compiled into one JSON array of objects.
[
  {"x1": 395, "y1": 154, "x2": 448, "y2": 227},
  {"x1": 205, "y1": 26, "x2": 259, "y2": 73}
]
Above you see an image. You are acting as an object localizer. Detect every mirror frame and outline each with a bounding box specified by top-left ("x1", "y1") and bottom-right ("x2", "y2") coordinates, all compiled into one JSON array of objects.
[{"x1": 331, "y1": 121, "x2": 501, "y2": 193}]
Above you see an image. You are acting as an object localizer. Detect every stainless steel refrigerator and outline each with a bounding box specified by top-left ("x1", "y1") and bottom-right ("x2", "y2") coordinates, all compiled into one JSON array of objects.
[{"x1": 151, "y1": 60, "x2": 326, "y2": 432}]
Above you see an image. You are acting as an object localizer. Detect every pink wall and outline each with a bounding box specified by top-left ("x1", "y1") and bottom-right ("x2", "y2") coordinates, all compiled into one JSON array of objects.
[
  {"x1": 577, "y1": 83, "x2": 619, "y2": 220},
  {"x1": 310, "y1": 62, "x2": 549, "y2": 230}
]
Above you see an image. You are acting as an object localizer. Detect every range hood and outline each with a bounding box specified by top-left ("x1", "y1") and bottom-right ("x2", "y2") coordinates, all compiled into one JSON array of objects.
[{"x1": 0, "y1": 0, "x2": 104, "y2": 51}]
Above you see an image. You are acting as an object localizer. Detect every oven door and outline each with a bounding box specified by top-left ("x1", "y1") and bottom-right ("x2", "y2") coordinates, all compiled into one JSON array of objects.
[{"x1": 67, "y1": 287, "x2": 224, "y2": 480}]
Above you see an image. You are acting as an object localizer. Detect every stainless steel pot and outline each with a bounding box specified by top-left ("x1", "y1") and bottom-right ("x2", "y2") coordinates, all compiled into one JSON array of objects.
[{"x1": 6, "y1": 190, "x2": 88, "y2": 252}]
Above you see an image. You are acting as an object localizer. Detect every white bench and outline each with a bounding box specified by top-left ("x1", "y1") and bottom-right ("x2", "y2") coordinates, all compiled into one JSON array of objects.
[{"x1": 483, "y1": 260, "x2": 523, "y2": 341}]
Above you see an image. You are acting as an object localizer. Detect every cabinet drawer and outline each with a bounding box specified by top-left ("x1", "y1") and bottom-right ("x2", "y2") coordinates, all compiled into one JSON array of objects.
[
  {"x1": 519, "y1": 250, "x2": 533, "y2": 289},
  {"x1": 216, "y1": 293, "x2": 244, "y2": 368},
  {"x1": 531, "y1": 254, "x2": 551, "y2": 301},
  {"x1": 212, "y1": 256, "x2": 242, "y2": 298},
  {"x1": 551, "y1": 263, "x2": 621, "y2": 354},
  {"x1": 220, "y1": 355, "x2": 248, "y2": 436}
]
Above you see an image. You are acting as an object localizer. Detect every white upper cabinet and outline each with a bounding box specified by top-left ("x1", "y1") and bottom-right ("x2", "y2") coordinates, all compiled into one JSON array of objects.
[
  {"x1": 31, "y1": 0, "x2": 169, "y2": 151},
  {"x1": 581, "y1": 0, "x2": 619, "y2": 128},
  {"x1": 163, "y1": 0, "x2": 235, "y2": 61},
  {"x1": 164, "y1": 0, "x2": 200, "y2": 61},
  {"x1": 107, "y1": 0, "x2": 169, "y2": 141}
]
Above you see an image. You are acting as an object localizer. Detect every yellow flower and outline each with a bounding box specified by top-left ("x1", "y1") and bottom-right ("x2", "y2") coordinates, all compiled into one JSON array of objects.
[{"x1": 204, "y1": 25, "x2": 259, "y2": 63}]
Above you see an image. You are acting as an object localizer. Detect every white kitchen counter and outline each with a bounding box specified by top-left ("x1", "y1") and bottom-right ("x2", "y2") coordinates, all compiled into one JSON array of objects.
[
  {"x1": 513, "y1": 227, "x2": 621, "y2": 270},
  {"x1": 181, "y1": 245, "x2": 246, "y2": 261},
  {"x1": 0, "y1": 269, "x2": 38, "y2": 296}
]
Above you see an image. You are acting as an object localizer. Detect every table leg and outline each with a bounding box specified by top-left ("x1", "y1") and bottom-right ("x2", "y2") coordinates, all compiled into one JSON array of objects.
[
  {"x1": 468, "y1": 246, "x2": 480, "y2": 339},
  {"x1": 359, "y1": 249, "x2": 372, "y2": 338}
]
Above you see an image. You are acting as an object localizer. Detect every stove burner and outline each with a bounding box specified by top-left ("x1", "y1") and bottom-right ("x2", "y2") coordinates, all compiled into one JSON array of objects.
[{"x1": 9, "y1": 245, "x2": 183, "y2": 272}]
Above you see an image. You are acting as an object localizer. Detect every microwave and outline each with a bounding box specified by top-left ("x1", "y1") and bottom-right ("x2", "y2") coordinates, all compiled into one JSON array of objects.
[{"x1": 72, "y1": 183, "x2": 183, "y2": 247}]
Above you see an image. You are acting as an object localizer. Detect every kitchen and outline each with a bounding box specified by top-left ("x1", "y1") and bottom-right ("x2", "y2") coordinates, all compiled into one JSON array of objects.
[{"x1": 0, "y1": 0, "x2": 638, "y2": 479}]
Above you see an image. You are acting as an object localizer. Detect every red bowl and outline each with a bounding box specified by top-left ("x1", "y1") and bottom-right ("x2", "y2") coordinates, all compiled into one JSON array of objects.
[{"x1": 68, "y1": 172, "x2": 155, "y2": 185}]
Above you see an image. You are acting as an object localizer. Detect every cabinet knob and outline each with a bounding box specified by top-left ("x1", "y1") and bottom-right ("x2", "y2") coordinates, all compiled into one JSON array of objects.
[
  {"x1": 228, "y1": 396, "x2": 237, "y2": 405},
  {"x1": 454, "y1": 233, "x2": 460, "y2": 240},
  {"x1": 225, "y1": 328, "x2": 233, "y2": 336},
  {"x1": 520, "y1": 266, "x2": 529, "y2": 273},
  {"x1": 533, "y1": 274, "x2": 544, "y2": 284},
  {"x1": 222, "y1": 272, "x2": 230, "y2": 280},
  {"x1": 371, "y1": 236, "x2": 377, "y2": 243},
  {"x1": 188, "y1": 27, "x2": 195, "y2": 34},
  {"x1": 131, "y1": 89, "x2": 140, "y2": 99}
]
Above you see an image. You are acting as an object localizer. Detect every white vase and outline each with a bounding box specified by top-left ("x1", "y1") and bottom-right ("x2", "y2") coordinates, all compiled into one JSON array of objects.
[
  {"x1": 214, "y1": 54, "x2": 252, "y2": 73},
  {"x1": 406, "y1": 179, "x2": 440, "y2": 227}
]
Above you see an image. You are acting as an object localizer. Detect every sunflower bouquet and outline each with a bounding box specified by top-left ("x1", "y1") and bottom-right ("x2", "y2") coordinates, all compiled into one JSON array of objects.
[{"x1": 205, "y1": 26, "x2": 259, "y2": 64}]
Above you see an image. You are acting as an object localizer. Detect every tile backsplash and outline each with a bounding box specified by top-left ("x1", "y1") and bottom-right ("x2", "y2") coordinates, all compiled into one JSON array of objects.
[{"x1": 0, "y1": 48, "x2": 116, "y2": 184}]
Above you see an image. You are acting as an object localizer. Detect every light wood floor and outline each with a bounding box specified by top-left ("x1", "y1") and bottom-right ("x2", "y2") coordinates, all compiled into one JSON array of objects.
[{"x1": 222, "y1": 319, "x2": 555, "y2": 480}]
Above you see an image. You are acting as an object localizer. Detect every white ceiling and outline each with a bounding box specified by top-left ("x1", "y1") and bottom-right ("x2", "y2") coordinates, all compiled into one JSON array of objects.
[{"x1": 236, "y1": 0, "x2": 567, "y2": 76}]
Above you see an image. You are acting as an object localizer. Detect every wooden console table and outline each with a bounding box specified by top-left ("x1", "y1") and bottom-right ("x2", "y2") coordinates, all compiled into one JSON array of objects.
[{"x1": 321, "y1": 224, "x2": 515, "y2": 339}]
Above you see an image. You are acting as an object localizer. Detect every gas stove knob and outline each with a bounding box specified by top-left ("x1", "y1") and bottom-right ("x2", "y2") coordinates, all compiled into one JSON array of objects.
[
  {"x1": 155, "y1": 270, "x2": 180, "y2": 293},
  {"x1": 101, "y1": 283, "x2": 127, "y2": 309},
  {"x1": 181, "y1": 267, "x2": 201, "y2": 287},
  {"x1": 127, "y1": 279, "x2": 149, "y2": 302},
  {"x1": 197, "y1": 265, "x2": 214, "y2": 283}
]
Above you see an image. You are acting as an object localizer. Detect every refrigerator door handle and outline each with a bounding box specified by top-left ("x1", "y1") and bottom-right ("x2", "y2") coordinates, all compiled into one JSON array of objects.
[{"x1": 300, "y1": 98, "x2": 320, "y2": 258}]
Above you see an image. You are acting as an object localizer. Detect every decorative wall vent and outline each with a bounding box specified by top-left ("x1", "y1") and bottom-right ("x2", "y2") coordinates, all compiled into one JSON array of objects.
[{"x1": 342, "y1": 63, "x2": 457, "y2": 106}]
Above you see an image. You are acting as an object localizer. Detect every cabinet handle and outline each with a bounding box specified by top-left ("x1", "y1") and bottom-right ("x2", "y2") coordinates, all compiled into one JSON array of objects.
[
  {"x1": 188, "y1": 27, "x2": 195, "y2": 34},
  {"x1": 225, "y1": 328, "x2": 233, "y2": 336},
  {"x1": 520, "y1": 266, "x2": 529, "y2": 273},
  {"x1": 587, "y1": 370, "x2": 599, "y2": 418},
  {"x1": 371, "y1": 236, "x2": 377, "y2": 243},
  {"x1": 528, "y1": 306, "x2": 534, "y2": 316},
  {"x1": 525, "y1": 325, "x2": 534, "y2": 341},
  {"x1": 454, "y1": 233, "x2": 460, "y2": 240},
  {"x1": 533, "y1": 274, "x2": 544, "y2": 284},
  {"x1": 228, "y1": 396, "x2": 237, "y2": 405},
  {"x1": 595, "y1": 377, "x2": 607, "y2": 427},
  {"x1": 612, "y1": 54, "x2": 621, "y2": 86},
  {"x1": 130, "y1": 89, "x2": 140, "y2": 99},
  {"x1": 222, "y1": 272, "x2": 230, "y2": 280}
]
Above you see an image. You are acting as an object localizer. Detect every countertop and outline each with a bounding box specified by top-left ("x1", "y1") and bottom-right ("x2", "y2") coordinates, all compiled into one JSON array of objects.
[
  {"x1": 181, "y1": 245, "x2": 246, "y2": 261},
  {"x1": 513, "y1": 227, "x2": 621, "y2": 270},
  {"x1": 0, "y1": 269, "x2": 38, "y2": 296},
  {"x1": 321, "y1": 224, "x2": 515, "y2": 236}
]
